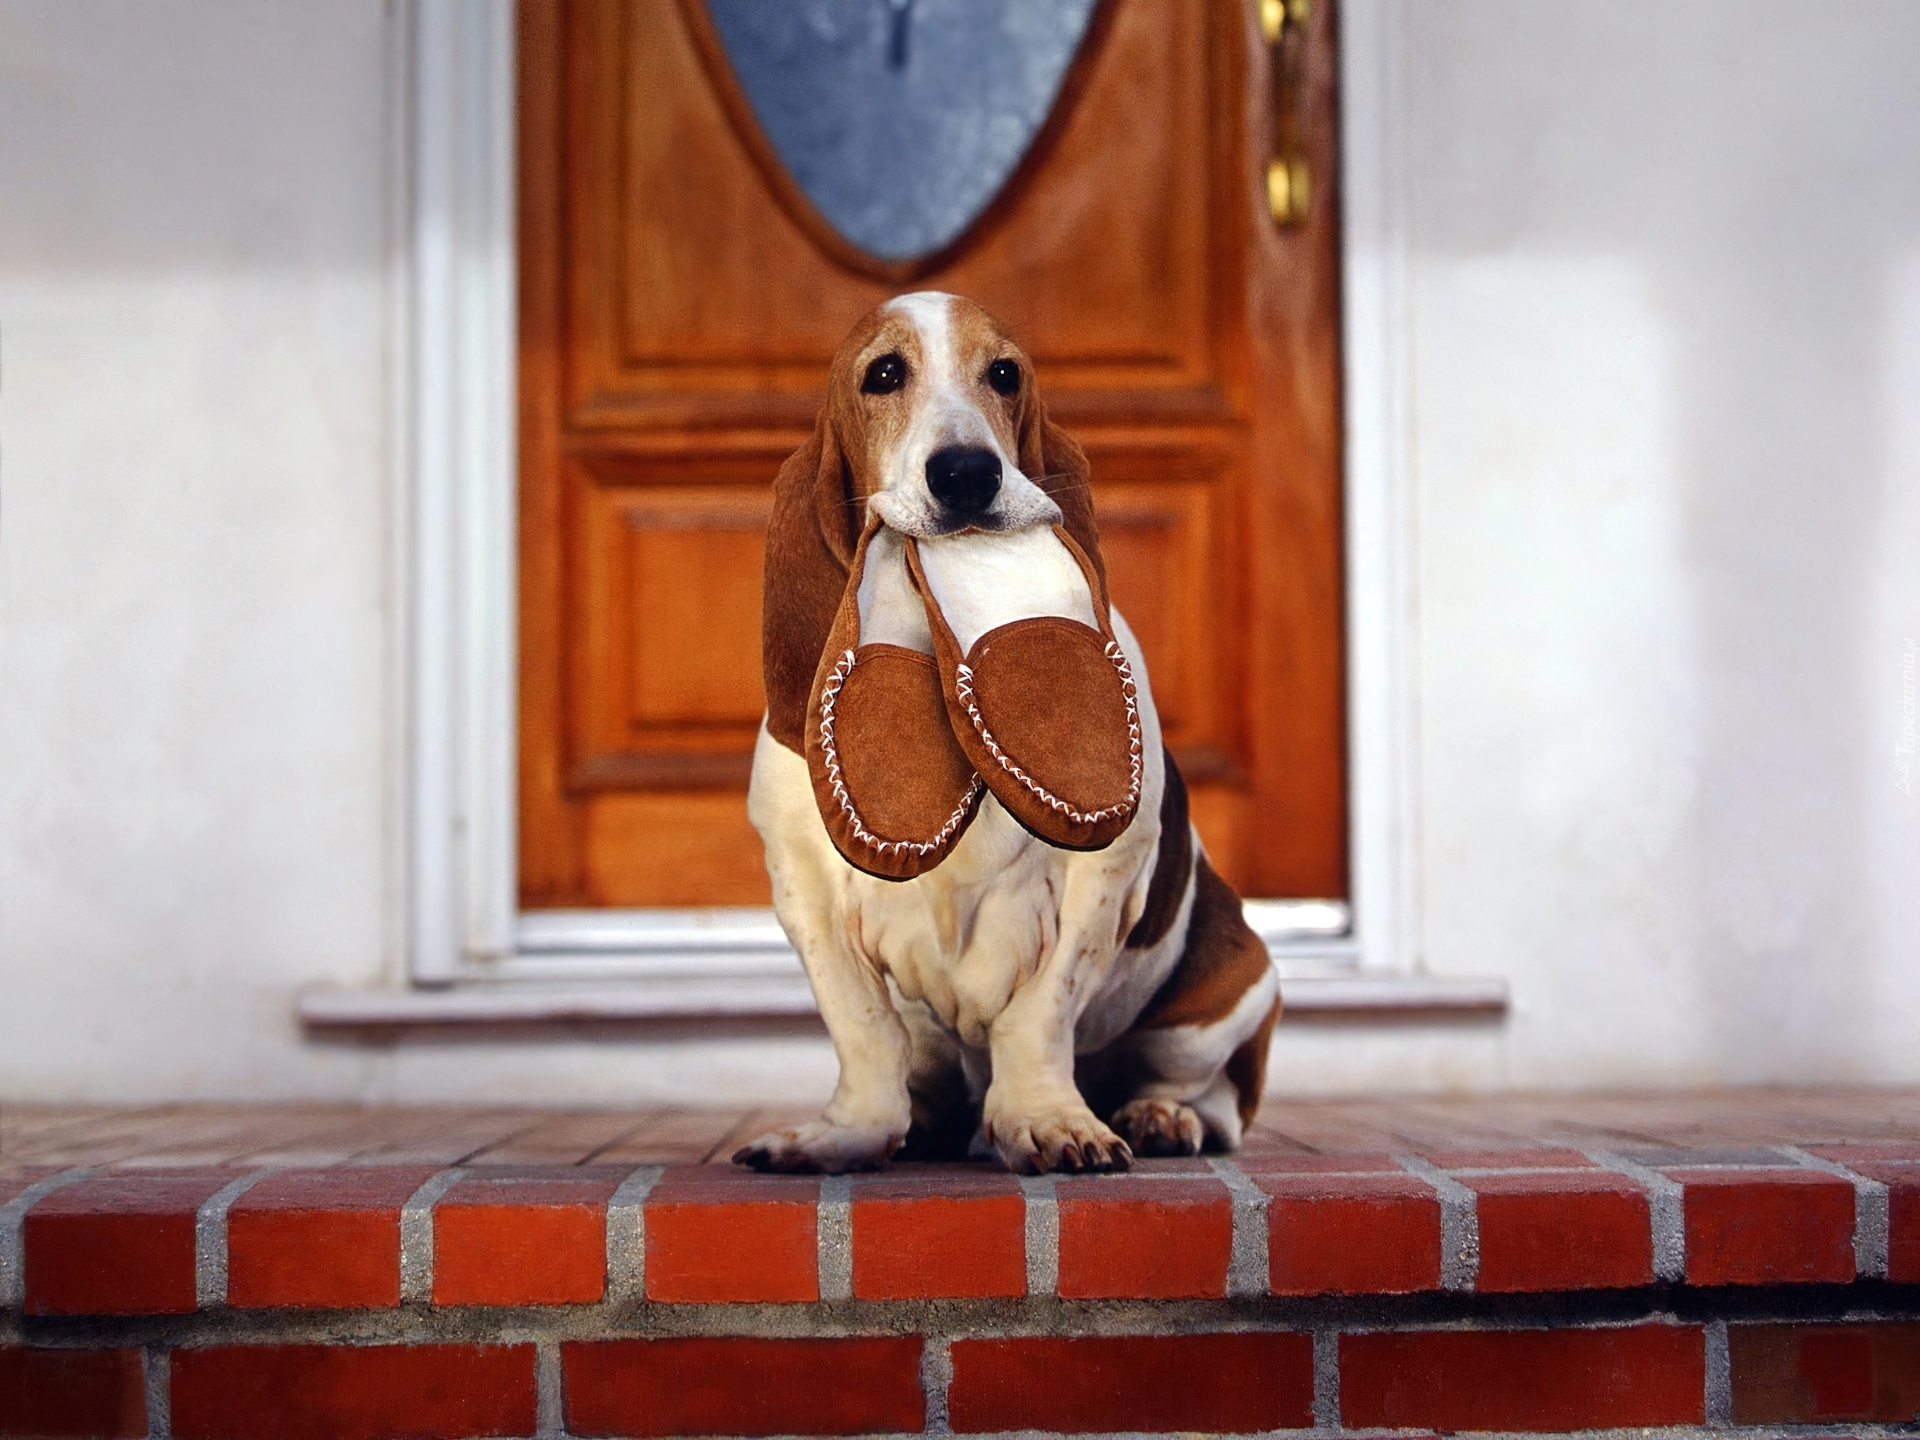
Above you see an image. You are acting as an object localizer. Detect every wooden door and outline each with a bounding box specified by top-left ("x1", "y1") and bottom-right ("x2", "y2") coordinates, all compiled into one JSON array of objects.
[{"x1": 518, "y1": 0, "x2": 1345, "y2": 909}]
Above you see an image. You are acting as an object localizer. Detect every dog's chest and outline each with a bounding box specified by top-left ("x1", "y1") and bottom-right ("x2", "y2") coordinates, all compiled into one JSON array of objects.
[
  {"x1": 844, "y1": 795, "x2": 1167, "y2": 1055},
  {"x1": 846, "y1": 803, "x2": 1063, "y2": 1049}
]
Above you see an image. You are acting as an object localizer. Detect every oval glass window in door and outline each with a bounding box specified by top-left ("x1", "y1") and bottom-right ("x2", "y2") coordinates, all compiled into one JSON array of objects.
[{"x1": 704, "y1": 0, "x2": 1102, "y2": 265}]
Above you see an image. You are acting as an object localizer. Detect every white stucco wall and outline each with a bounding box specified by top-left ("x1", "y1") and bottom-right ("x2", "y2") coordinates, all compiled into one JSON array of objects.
[
  {"x1": 2, "y1": 1, "x2": 1915, "y2": 1106},
  {"x1": 0, "y1": 2, "x2": 395, "y2": 1100},
  {"x1": 1272, "y1": 0, "x2": 1920, "y2": 1096}
]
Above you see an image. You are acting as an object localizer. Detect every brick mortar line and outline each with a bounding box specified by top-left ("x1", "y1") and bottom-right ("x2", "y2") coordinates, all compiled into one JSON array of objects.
[
  {"x1": 0, "y1": 1166, "x2": 94, "y2": 1310},
  {"x1": 194, "y1": 1169, "x2": 276, "y2": 1310},
  {"x1": 1440, "y1": 1163, "x2": 1639, "y2": 1175},
  {"x1": 0, "y1": 1305, "x2": 1781, "y2": 1344},
  {"x1": 1394, "y1": 1154, "x2": 1479, "y2": 1291},
  {"x1": 142, "y1": 1342, "x2": 171, "y2": 1440},
  {"x1": 605, "y1": 1165, "x2": 662, "y2": 1306},
  {"x1": 1207, "y1": 1157, "x2": 1270, "y2": 1298},
  {"x1": 398, "y1": 1167, "x2": 466, "y2": 1305},
  {"x1": 9, "y1": 1300, "x2": 1909, "y2": 1360},
  {"x1": 1309, "y1": 1326, "x2": 1339, "y2": 1429},
  {"x1": 535, "y1": 1334, "x2": 565, "y2": 1438},
  {"x1": 1778, "y1": 1144, "x2": 1891, "y2": 1280},
  {"x1": 819, "y1": 1175, "x2": 853, "y2": 1301},
  {"x1": 1018, "y1": 1166, "x2": 1641, "y2": 1181},
  {"x1": 1704, "y1": 1316, "x2": 1732, "y2": 1423},
  {"x1": 1018, "y1": 1175, "x2": 1058, "y2": 1297},
  {"x1": 1587, "y1": 1149, "x2": 1688, "y2": 1283},
  {"x1": 1000, "y1": 1169, "x2": 1255, "y2": 1180},
  {"x1": 919, "y1": 1333, "x2": 953, "y2": 1434}
]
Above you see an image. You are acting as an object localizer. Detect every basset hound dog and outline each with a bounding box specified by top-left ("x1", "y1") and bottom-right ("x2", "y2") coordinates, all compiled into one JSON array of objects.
[{"x1": 738, "y1": 292, "x2": 1280, "y2": 1175}]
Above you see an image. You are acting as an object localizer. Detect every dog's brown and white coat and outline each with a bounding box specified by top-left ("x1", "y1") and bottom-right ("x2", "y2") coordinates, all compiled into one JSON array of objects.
[{"x1": 742, "y1": 293, "x2": 1279, "y2": 1174}]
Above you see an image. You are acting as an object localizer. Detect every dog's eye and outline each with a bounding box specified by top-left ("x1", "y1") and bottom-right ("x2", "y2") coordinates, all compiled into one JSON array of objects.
[
  {"x1": 985, "y1": 359, "x2": 1021, "y2": 397},
  {"x1": 862, "y1": 354, "x2": 907, "y2": 395}
]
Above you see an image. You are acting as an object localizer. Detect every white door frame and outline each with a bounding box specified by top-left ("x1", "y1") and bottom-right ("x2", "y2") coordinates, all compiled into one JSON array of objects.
[
  {"x1": 384, "y1": 0, "x2": 1443, "y2": 1007},
  {"x1": 389, "y1": 0, "x2": 518, "y2": 983}
]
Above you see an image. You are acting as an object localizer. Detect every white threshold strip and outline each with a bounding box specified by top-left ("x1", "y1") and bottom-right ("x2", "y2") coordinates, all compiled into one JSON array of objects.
[{"x1": 299, "y1": 903, "x2": 1507, "y2": 1028}]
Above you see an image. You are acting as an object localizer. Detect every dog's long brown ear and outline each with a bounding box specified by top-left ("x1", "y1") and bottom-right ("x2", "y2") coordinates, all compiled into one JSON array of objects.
[
  {"x1": 763, "y1": 411, "x2": 860, "y2": 755},
  {"x1": 1018, "y1": 393, "x2": 1109, "y2": 598}
]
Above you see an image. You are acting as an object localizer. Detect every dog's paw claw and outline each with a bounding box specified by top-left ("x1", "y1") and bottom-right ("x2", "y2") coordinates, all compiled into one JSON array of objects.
[
  {"x1": 731, "y1": 1141, "x2": 799, "y2": 1173},
  {"x1": 987, "y1": 1105, "x2": 1132, "y2": 1175},
  {"x1": 1111, "y1": 1098, "x2": 1207, "y2": 1157},
  {"x1": 730, "y1": 1118, "x2": 901, "y2": 1174}
]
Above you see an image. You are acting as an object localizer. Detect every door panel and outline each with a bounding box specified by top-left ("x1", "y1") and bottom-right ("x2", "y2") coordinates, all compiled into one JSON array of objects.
[
  {"x1": 569, "y1": 469, "x2": 772, "y2": 773},
  {"x1": 583, "y1": 793, "x2": 771, "y2": 909},
  {"x1": 1094, "y1": 478, "x2": 1223, "y2": 746},
  {"x1": 519, "y1": 0, "x2": 1347, "y2": 908}
]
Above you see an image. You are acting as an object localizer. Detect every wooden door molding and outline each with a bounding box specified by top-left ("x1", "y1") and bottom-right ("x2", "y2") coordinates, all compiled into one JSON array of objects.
[
  {"x1": 520, "y1": 0, "x2": 1348, "y2": 910},
  {"x1": 548, "y1": 1, "x2": 1234, "y2": 437},
  {"x1": 673, "y1": 0, "x2": 1124, "y2": 285}
]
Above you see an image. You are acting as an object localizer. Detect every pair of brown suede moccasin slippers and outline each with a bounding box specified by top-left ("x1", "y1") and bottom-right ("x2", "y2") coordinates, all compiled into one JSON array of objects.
[{"x1": 804, "y1": 517, "x2": 1144, "y2": 881}]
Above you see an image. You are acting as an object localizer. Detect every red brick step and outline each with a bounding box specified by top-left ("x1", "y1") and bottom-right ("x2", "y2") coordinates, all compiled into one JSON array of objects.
[{"x1": 4, "y1": 1135, "x2": 1917, "y2": 1437}]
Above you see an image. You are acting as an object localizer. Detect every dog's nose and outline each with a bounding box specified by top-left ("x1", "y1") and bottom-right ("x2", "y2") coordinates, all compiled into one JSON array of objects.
[{"x1": 926, "y1": 446, "x2": 1002, "y2": 516}]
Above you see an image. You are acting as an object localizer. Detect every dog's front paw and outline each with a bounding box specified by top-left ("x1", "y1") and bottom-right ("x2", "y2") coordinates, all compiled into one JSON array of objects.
[
  {"x1": 1111, "y1": 1098, "x2": 1206, "y2": 1157},
  {"x1": 986, "y1": 1104, "x2": 1132, "y2": 1175},
  {"x1": 732, "y1": 1117, "x2": 902, "y2": 1174}
]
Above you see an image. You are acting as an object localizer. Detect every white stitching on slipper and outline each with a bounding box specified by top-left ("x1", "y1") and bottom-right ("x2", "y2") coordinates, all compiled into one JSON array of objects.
[
  {"x1": 819, "y1": 648, "x2": 983, "y2": 860},
  {"x1": 953, "y1": 639, "x2": 1143, "y2": 828}
]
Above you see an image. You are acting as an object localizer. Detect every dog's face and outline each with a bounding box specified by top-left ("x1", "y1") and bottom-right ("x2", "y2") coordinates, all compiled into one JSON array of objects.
[
  {"x1": 762, "y1": 290, "x2": 1103, "y2": 763},
  {"x1": 825, "y1": 292, "x2": 1064, "y2": 538}
]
